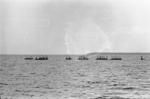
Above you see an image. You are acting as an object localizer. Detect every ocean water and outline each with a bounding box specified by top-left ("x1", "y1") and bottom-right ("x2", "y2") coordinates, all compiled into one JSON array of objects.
[{"x1": 0, "y1": 54, "x2": 150, "y2": 99}]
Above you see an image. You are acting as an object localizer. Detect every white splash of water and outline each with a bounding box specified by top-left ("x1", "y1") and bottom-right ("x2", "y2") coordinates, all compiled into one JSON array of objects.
[{"x1": 65, "y1": 19, "x2": 112, "y2": 54}]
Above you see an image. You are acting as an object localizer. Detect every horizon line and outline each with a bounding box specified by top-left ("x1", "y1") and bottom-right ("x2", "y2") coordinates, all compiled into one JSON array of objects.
[{"x1": 1, "y1": 52, "x2": 150, "y2": 55}]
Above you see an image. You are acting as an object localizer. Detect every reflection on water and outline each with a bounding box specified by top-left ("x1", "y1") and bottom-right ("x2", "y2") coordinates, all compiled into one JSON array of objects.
[{"x1": 0, "y1": 54, "x2": 150, "y2": 99}]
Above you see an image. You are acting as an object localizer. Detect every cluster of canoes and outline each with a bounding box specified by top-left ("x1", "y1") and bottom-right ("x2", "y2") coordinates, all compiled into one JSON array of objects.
[
  {"x1": 24, "y1": 55, "x2": 145, "y2": 61},
  {"x1": 65, "y1": 56, "x2": 145, "y2": 60},
  {"x1": 24, "y1": 56, "x2": 48, "y2": 60},
  {"x1": 65, "y1": 56, "x2": 122, "y2": 60}
]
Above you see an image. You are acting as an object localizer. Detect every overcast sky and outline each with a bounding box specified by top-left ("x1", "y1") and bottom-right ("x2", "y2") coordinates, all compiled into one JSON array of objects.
[{"x1": 1, "y1": 0, "x2": 150, "y2": 54}]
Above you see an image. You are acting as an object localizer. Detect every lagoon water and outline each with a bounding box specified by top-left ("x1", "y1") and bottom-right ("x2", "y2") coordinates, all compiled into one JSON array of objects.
[{"x1": 0, "y1": 54, "x2": 150, "y2": 99}]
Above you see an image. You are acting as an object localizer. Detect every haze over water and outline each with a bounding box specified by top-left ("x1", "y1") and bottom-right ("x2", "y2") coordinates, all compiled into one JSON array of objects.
[{"x1": 1, "y1": 0, "x2": 150, "y2": 54}]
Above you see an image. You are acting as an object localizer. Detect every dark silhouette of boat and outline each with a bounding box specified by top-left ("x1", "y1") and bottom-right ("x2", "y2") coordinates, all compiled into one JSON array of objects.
[
  {"x1": 78, "y1": 56, "x2": 88, "y2": 60},
  {"x1": 24, "y1": 57, "x2": 33, "y2": 60},
  {"x1": 65, "y1": 56, "x2": 72, "y2": 60},
  {"x1": 96, "y1": 56, "x2": 108, "y2": 60},
  {"x1": 35, "y1": 56, "x2": 48, "y2": 60},
  {"x1": 110, "y1": 56, "x2": 122, "y2": 60},
  {"x1": 141, "y1": 56, "x2": 144, "y2": 60}
]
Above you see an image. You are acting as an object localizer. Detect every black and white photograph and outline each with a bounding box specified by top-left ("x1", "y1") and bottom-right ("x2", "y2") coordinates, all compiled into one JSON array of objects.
[{"x1": 0, "y1": 0, "x2": 150, "y2": 99}]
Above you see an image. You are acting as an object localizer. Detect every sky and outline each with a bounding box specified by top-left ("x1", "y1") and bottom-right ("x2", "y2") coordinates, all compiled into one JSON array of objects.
[{"x1": 1, "y1": 0, "x2": 150, "y2": 54}]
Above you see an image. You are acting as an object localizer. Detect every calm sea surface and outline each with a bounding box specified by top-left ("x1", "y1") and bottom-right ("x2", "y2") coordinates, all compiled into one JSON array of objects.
[{"x1": 0, "y1": 54, "x2": 150, "y2": 99}]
